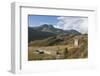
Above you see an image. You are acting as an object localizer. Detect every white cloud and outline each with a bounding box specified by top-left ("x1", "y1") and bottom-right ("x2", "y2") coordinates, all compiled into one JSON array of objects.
[
  {"x1": 56, "y1": 16, "x2": 88, "y2": 34},
  {"x1": 29, "y1": 25, "x2": 34, "y2": 27}
]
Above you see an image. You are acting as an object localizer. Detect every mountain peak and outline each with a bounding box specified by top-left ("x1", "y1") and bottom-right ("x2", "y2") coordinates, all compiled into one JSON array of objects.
[
  {"x1": 31, "y1": 24, "x2": 81, "y2": 35},
  {"x1": 41, "y1": 24, "x2": 54, "y2": 29}
]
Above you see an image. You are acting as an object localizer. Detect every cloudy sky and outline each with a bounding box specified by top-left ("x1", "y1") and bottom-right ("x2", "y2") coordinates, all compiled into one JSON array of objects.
[{"x1": 28, "y1": 15, "x2": 88, "y2": 34}]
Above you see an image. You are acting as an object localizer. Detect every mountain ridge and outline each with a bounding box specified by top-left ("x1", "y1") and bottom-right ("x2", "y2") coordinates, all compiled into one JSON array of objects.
[
  {"x1": 30, "y1": 24, "x2": 81, "y2": 35},
  {"x1": 28, "y1": 24, "x2": 81, "y2": 42}
]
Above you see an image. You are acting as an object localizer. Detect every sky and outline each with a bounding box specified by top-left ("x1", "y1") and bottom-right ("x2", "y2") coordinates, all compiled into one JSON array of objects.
[
  {"x1": 28, "y1": 15, "x2": 59, "y2": 27},
  {"x1": 28, "y1": 15, "x2": 88, "y2": 34}
]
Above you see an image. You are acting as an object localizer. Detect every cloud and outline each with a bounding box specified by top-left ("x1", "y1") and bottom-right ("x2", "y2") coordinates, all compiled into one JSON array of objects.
[
  {"x1": 29, "y1": 25, "x2": 34, "y2": 27},
  {"x1": 56, "y1": 16, "x2": 88, "y2": 34}
]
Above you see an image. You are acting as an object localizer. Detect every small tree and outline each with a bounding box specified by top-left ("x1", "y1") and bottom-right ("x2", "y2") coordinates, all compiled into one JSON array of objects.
[{"x1": 63, "y1": 48, "x2": 68, "y2": 58}]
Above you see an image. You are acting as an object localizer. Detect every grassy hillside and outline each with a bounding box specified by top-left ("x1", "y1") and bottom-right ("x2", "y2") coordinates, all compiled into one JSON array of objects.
[
  {"x1": 28, "y1": 34, "x2": 88, "y2": 60},
  {"x1": 28, "y1": 27, "x2": 56, "y2": 42},
  {"x1": 29, "y1": 34, "x2": 87, "y2": 46}
]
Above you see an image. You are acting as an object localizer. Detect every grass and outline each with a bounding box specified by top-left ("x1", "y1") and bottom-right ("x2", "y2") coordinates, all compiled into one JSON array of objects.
[
  {"x1": 28, "y1": 34, "x2": 88, "y2": 61},
  {"x1": 28, "y1": 44, "x2": 88, "y2": 60}
]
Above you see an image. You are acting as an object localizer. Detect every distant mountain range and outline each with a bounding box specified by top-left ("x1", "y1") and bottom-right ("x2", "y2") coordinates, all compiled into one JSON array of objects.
[{"x1": 28, "y1": 24, "x2": 81, "y2": 42}]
